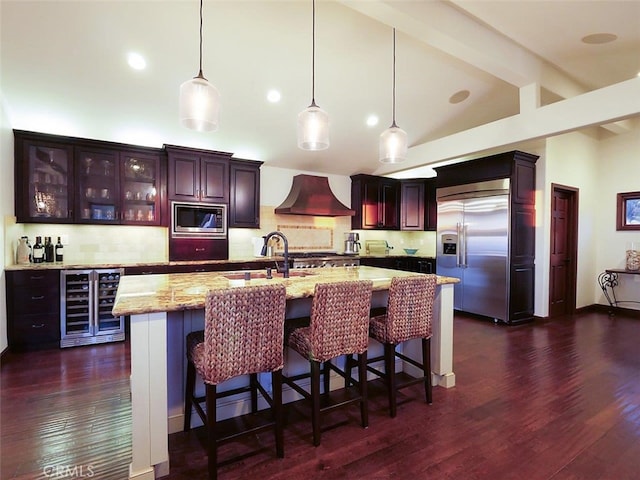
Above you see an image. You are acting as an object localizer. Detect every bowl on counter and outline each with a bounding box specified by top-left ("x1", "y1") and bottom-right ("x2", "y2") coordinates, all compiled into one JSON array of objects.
[{"x1": 403, "y1": 248, "x2": 419, "y2": 255}]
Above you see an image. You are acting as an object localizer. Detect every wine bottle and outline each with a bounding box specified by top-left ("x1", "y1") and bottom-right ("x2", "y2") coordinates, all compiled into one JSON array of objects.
[
  {"x1": 32, "y1": 236, "x2": 44, "y2": 263},
  {"x1": 44, "y1": 236, "x2": 54, "y2": 263},
  {"x1": 55, "y1": 236, "x2": 64, "y2": 262}
]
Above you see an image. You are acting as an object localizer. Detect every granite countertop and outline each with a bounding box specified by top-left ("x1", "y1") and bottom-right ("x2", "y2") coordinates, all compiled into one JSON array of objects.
[
  {"x1": 112, "y1": 266, "x2": 459, "y2": 317},
  {"x1": 3, "y1": 256, "x2": 282, "y2": 271},
  {"x1": 4, "y1": 253, "x2": 436, "y2": 271}
]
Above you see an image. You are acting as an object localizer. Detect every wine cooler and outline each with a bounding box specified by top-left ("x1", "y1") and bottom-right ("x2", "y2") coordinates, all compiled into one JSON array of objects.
[{"x1": 60, "y1": 269, "x2": 125, "y2": 348}]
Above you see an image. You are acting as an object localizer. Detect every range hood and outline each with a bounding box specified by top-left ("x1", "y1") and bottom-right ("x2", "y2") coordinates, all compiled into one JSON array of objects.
[{"x1": 275, "y1": 174, "x2": 355, "y2": 217}]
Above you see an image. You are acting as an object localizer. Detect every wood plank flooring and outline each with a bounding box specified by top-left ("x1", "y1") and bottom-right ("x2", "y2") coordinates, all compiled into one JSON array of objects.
[{"x1": 2, "y1": 310, "x2": 640, "y2": 479}]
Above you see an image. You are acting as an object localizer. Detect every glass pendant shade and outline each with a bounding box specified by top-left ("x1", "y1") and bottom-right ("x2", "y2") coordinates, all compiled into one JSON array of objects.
[
  {"x1": 297, "y1": 102, "x2": 329, "y2": 150},
  {"x1": 379, "y1": 124, "x2": 408, "y2": 164},
  {"x1": 179, "y1": 74, "x2": 220, "y2": 132}
]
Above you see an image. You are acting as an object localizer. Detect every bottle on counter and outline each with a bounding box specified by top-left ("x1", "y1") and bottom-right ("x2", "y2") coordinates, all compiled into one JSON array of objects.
[
  {"x1": 44, "y1": 236, "x2": 54, "y2": 263},
  {"x1": 32, "y1": 236, "x2": 44, "y2": 263},
  {"x1": 16, "y1": 236, "x2": 30, "y2": 265},
  {"x1": 55, "y1": 236, "x2": 64, "y2": 262}
]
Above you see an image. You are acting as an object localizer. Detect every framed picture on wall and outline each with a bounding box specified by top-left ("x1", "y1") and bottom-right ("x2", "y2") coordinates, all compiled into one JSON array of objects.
[{"x1": 616, "y1": 191, "x2": 640, "y2": 230}]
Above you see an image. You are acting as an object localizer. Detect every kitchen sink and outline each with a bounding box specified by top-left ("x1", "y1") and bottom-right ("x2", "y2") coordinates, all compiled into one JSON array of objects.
[{"x1": 223, "y1": 270, "x2": 317, "y2": 280}]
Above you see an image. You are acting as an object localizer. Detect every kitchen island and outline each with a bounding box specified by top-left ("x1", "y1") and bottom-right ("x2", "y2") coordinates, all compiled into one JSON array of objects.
[{"x1": 113, "y1": 266, "x2": 459, "y2": 480}]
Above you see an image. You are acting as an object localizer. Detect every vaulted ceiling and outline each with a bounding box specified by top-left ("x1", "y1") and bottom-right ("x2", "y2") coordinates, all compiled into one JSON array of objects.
[{"x1": 2, "y1": 1, "x2": 639, "y2": 178}]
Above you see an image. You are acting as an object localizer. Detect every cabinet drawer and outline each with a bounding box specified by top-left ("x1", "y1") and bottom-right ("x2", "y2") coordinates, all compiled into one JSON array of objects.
[
  {"x1": 10, "y1": 313, "x2": 60, "y2": 346},
  {"x1": 11, "y1": 288, "x2": 60, "y2": 315},
  {"x1": 8, "y1": 269, "x2": 59, "y2": 287}
]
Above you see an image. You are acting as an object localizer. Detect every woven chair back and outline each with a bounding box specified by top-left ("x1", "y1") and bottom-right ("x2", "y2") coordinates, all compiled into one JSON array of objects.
[
  {"x1": 202, "y1": 284, "x2": 287, "y2": 385},
  {"x1": 308, "y1": 280, "x2": 373, "y2": 362},
  {"x1": 385, "y1": 275, "x2": 437, "y2": 344}
]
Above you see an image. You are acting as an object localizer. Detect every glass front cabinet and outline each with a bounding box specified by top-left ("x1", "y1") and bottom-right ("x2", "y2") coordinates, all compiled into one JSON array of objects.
[
  {"x1": 14, "y1": 131, "x2": 163, "y2": 225},
  {"x1": 17, "y1": 137, "x2": 75, "y2": 222}
]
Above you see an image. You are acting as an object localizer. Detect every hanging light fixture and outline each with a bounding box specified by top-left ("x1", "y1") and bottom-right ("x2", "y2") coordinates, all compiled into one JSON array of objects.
[
  {"x1": 179, "y1": 0, "x2": 220, "y2": 132},
  {"x1": 297, "y1": 0, "x2": 329, "y2": 150},
  {"x1": 379, "y1": 28, "x2": 407, "y2": 163}
]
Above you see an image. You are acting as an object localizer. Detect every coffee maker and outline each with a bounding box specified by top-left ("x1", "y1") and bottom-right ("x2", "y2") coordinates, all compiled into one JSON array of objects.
[{"x1": 344, "y1": 232, "x2": 361, "y2": 254}]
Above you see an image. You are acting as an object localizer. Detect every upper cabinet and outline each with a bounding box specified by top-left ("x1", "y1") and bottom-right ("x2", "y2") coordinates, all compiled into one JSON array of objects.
[
  {"x1": 351, "y1": 174, "x2": 436, "y2": 231},
  {"x1": 229, "y1": 159, "x2": 262, "y2": 228},
  {"x1": 166, "y1": 145, "x2": 231, "y2": 204},
  {"x1": 14, "y1": 131, "x2": 164, "y2": 225},
  {"x1": 15, "y1": 134, "x2": 75, "y2": 223},
  {"x1": 351, "y1": 174, "x2": 400, "y2": 230},
  {"x1": 400, "y1": 180, "x2": 425, "y2": 231}
]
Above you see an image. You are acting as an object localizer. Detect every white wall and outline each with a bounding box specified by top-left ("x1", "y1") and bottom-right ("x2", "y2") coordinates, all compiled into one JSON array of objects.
[
  {"x1": 1, "y1": 95, "x2": 15, "y2": 352},
  {"x1": 533, "y1": 122, "x2": 640, "y2": 316},
  {"x1": 593, "y1": 120, "x2": 640, "y2": 308}
]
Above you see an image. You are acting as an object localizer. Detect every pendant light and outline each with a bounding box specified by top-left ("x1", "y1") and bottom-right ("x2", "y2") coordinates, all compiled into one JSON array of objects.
[
  {"x1": 179, "y1": 0, "x2": 220, "y2": 132},
  {"x1": 379, "y1": 28, "x2": 407, "y2": 163},
  {"x1": 297, "y1": 0, "x2": 329, "y2": 150}
]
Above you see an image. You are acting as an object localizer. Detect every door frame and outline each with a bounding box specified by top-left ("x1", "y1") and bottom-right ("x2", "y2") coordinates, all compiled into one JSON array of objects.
[{"x1": 549, "y1": 183, "x2": 579, "y2": 317}]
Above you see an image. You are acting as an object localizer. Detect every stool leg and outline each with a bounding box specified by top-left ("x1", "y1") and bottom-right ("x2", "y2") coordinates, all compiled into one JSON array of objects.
[
  {"x1": 311, "y1": 360, "x2": 321, "y2": 447},
  {"x1": 205, "y1": 383, "x2": 218, "y2": 480},
  {"x1": 184, "y1": 360, "x2": 196, "y2": 431},
  {"x1": 272, "y1": 370, "x2": 284, "y2": 458},
  {"x1": 358, "y1": 351, "x2": 369, "y2": 428},
  {"x1": 384, "y1": 343, "x2": 397, "y2": 418},
  {"x1": 323, "y1": 360, "x2": 331, "y2": 394},
  {"x1": 423, "y1": 338, "x2": 433, "y2": 404},
  {"x1": 250, "y1": 373, "x2": 258, "y2": 413},
  {"x1": 344, "y1": 354, "x2": 354, "y2": 387}
]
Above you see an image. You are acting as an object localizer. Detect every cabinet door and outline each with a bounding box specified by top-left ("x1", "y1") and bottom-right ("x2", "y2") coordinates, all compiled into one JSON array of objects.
[
  {"x1": 201, "y1": 156, "x2": 229, "y2": 203},
  {"x1": 362, "y1": 179, "x2": 381, "y2": 228},
  {"x1": 16, "y1": 137, "x2": 74, "y2": 223},
  {"x1": 168, "y1": 152, "x2": 200, "y2": 201},
  {"x1": 401, "y1": 181, "x2": 425, "y2": 230},
  {"x1": 75, "y1": 147, "x2": 120, "y2": 223},
  {"x1": 229, "y1": 161, "x2": 260, "y2": 228},
  {"x1": 121, "y1": 152, "x2": 161, "y2": 225},
  {"x1": 425, "y1": 178, "x2": 437, "y2": 231},
  {"x1": 379, "y1": 179, "x2": 399, "y2": 229}
]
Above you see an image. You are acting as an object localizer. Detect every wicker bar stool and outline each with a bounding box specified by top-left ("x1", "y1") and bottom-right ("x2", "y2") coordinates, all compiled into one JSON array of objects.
[
  {"x1": 282, "y1": 280, "x2": 373, "y2": 447},
  {"x1": 183, "y1": 284, "x2": 287, "y2": 480},
  {"x1": 349, "y1": 275, "x2": 437, "y2": 418}
]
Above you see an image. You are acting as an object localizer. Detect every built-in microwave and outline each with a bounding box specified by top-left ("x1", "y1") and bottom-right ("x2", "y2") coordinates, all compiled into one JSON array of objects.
[{"x1": 171, "y1": 201, "x2": 227, "y2": 238}]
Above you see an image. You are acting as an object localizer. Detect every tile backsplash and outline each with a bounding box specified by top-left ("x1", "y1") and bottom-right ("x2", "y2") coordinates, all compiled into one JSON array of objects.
[{"x1": 5, "y1": 207, "x2": 436, "y2": 266}]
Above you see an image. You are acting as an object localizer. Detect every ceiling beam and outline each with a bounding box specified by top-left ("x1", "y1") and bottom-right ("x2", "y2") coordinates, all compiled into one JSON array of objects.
[{"x1": 374, "y1": 77, "x2": 640, "y2": 175}]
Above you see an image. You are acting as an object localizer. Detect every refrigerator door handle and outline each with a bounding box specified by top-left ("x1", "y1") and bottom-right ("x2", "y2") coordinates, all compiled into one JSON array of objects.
[
  {"x1": 462, "y1": 223, "x2": 468, "y2": 268},
  {"x1": 456, "y1": 222, "x2": 462, "y2": 267}
]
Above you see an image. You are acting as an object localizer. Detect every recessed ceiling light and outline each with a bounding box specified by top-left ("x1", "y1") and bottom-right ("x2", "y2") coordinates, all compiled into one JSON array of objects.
[
  {"x1": 366, "y1": 115, "x2": 379, "y2": 127},
  {"x1": 449, "y1": 90, "x2": 470, "y2": 104},
  {"x1": 127, "y1": 52, "x2": 146, "y2": 70},
  {"x1": 267, "y1": 89, "x2": 281, "y2": 103},
  {"x1": 581, "y1": 33, "x2": 617, "y2": 45}
]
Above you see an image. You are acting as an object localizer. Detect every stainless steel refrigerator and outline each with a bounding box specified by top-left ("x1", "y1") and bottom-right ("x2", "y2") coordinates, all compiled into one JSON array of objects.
[{"x1": 436, "y1": 179, "x2": 510, "y2": 322}]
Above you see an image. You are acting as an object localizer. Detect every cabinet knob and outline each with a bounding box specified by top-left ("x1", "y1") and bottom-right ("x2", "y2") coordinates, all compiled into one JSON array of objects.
[{"x1": 31, "y1": 295, "x2": 45, "y2": 301}]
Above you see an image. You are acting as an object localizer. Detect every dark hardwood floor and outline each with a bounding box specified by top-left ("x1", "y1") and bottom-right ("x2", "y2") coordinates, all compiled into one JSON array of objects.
[{"x1": 2, "y1": 310, "x2": 640, "y2": 480}]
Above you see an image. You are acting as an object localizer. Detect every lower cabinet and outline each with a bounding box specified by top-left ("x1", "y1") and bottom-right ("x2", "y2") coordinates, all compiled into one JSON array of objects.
[
  {"x1": 360, "y1": 256, "x2": 435, "y2": 274},
  {"x1": 6, "y1": 269, "x2": 61, "y2": 351}
]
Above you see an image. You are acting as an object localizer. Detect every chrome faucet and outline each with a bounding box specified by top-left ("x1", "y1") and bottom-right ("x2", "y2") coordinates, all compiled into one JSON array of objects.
[{"x1": 262, "y1": 231, "x2": 289, "y2": 278}]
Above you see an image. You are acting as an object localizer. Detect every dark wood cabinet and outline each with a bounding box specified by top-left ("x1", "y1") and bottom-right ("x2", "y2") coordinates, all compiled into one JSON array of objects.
[
  {"x1": 400, "y1": 180, "x2": 425, "y2": 231},
  {"x1": 6, "y1": 269, "x2": 61, "y2": 351},
  {"x1": 166, "y1": 145, "x2": 230, "y2": 204},
  {"x1": 14, "y1": 133, "x2": 75, "y2": 223},
  {"x1": 14, "y1": 131, "x2": 164, "y2": 226},
  {"x1": 425, "y1": 178, "x2": 437, "y2": 231},
  {"x1": 360, "y1": 256, "x2": 435, "y2": 273},
  {"x1": 351, "y1": 174, "x2": 399, "y2": 230},
  {"x1": 168, "y1": 237, "x2": 229, "y2": 261},
  {"x1": 435, "y1": 150, "x2": 538, "y2": 324},
  {"x1": 229, "y1": 159, "x2": 262, "y2": 228}
]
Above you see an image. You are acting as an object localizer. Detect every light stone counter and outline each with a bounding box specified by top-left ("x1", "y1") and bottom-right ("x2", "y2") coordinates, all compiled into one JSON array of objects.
[{"x1": 117, "y1": 266, "x2": 459, "y2": 480}]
